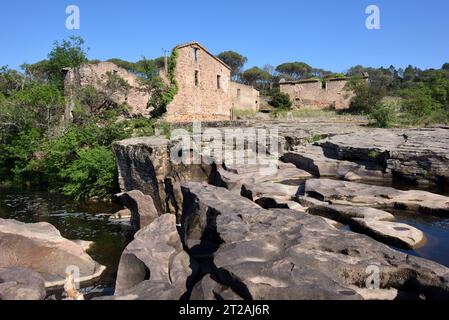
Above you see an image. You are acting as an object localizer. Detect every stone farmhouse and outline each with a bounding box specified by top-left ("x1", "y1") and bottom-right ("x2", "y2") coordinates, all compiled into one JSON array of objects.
[
  {"x1": 162, "y1": 42, "x2": 260, "y2": 122},
  {"x1": 64, "y1": 42, "x2": 260, "y2": 123},
  {"x1": 279, "y1": 75, "x2": 368, "y2": 110}
]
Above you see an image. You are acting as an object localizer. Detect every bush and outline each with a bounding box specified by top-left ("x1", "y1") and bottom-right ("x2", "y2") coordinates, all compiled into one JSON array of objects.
[
  {"x1": 347, "y1": 80, "x2": 386, "y2": 114},
  {"x1": 61, "y1": 146, "x2": 118, "y2": 200},
  {"x1": 269, "y1": 92, "x2": 292, "y2": 109},
  {"x1": 2, "y1": 128, "x2": 44, "y2": 183},
  {"x1": 368, "y1": 103, "x2": 397, "y2": 128}
]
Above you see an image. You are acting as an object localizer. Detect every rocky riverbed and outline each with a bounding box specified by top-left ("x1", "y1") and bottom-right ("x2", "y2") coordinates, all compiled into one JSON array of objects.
[{"x1": 2, "y1": 120, "x2": 449, "y2": 300}]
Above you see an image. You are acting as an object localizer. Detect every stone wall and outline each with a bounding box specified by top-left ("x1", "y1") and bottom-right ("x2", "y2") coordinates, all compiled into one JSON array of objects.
[
  {"x1": 164, "y1": 43, "x2": 233, "y2": 122},
  {"x1": 280, "y1": 78, "x2": 356, "y2": 110},
  {"x1": 64, "y1": 62, "x2": 151, "y2": 119},
  {"x1": 230, "y1": 82, "x2": 260, "y2": 112}
]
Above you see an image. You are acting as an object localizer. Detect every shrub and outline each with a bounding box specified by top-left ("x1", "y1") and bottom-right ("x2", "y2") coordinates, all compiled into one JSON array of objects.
[
  {"x1": 61, "y1": 146, "x2": 118, "y2": 200},
  {"x1": 269, "y1": 92, "x2": 292, "y2": 109},
  {"x1": 368, "y1": 102, "x2": 397, "y2": 128},
  {"x1": 347, "y1": 80, "x2": 386, "y2": 114}
]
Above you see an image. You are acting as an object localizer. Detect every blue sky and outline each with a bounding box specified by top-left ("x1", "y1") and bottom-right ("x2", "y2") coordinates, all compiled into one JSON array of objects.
[{"x1": 0, "y1": 0, "x2": 447, "y2": 72}]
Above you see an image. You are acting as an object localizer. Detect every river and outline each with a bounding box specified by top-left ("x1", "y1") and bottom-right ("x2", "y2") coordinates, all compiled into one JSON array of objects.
[
  {"x1": 0, "y1": 187, "x2": 133, "y2": 298},
  {"x1": 1, "y1": 181, "x2": 449, "y2": 299}
]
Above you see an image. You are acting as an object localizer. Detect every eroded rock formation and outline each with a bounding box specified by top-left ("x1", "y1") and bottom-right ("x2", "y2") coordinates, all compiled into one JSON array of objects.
[
  {"x1": 0, "y1": 267, "x2": 46, "y2": 300},
  {"x1": 0, "y1": 218, "x2": 105, "y2": 290},
  {"x1": 112, "y1": 214, "x2": 197, "y2": 300},
  {"x1": 116, "y1": 190, "x2": 159, "y2": 231},
  {"x1": 305, "y1": 178, "x2": 449, "y2": 217},
  {"x1": 182, "y1": 183, "x2": 449, "y2": 300}
]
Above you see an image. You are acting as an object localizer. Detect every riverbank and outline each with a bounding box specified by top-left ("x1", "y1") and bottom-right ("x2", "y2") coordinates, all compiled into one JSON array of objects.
[{"x1": 0, "y1": 187, "x2": 132, "y2": 298}]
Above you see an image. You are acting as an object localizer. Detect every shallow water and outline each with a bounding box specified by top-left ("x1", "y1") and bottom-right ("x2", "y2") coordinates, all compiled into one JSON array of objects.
[
  {"x1": 393, "y1": 211, "x2": 449, "y2": 268},
  {"x1": 280, "y1": 177, "x2": 449, "y2": 268},
  {"x1": 1, "y1": 177, "x2": 449, "y2": 300},
  {"x1": 0, "y1": 187, "x2": 132, "y2": 297}
]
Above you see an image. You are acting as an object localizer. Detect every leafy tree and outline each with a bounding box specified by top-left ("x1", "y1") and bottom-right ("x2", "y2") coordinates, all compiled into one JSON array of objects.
[
  {"x1": 0, "y1": 66, "x2": 24, "y2": 96},
  {"x1": 0, "y1": 83, "x2": 64, "y2": 134},
  {"x1": 217, "y1": 51, "x2": 248, "y2": 80},
  {"x1": 346, "y1": 65, "x2": 367, "y2": 77},
  {"x1": 442, "y1": 63, "x2": 449, "y2": 72},
  {"x1": 241, "y1": 67, "x2": 271, "y2": 86},
  {"x1": 269, "y1": 92, "x2": 292, "y2": 109},
  {"x1": 346, "y1": 78, "x2": 386, "y2": 114},
  {"x1": 23, "y1": 36, "x2": 88, "y2": 90},
  {"x1": 275, "y1": 62, "x2": 312, "y2": 80}
]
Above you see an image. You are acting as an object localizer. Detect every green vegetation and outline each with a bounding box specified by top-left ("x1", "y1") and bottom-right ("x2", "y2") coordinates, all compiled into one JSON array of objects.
[
  {"x1": 148, "y1": 49, "x2": 179, "y2": 118},
  {"x1": 346, "y1": 65, "x2": 449, "y2": 127},
  {"x1": 269, "y1": 92, "x2": 292, "y2": 109},
  {"x1": 368, "y1": 150, "x2": 381, "y2": 159},
  {"x1": 307, "y1": 134, "x2": 324, "y2": 144},
  {"x1": 218, "y1": 48, "x2": 449, "y2": 127},
  {"x1": 22, "y1": 36, "x2": 88, "y2": 90},
  {"x1": 368, "y1": 102, "x2": 397, "y2": 128},
  {"x1": 0, "y1": 37, "x2": 157, "y2": 200}
]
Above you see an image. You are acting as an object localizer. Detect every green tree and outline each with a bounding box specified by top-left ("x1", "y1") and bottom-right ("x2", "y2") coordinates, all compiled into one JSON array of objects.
[
  {"x1": 442, "y1": 63, "x2": 449, "y2": 72},
  {"x1": 275, "y1": 62, "x2": 312, "y2": 80},
  {"x1": 0, "y1": 66, "x2": 24, "y2": 96},
  {"x1": 0, "y1": 83, "x2": 64, "y2": 134},
  {"x1": 23, "y1": 36, "x2": 88, "y2": 90},
  {"x1": 217, "y1": 51, "x2": 248, "y2": 80},
  {"x1": 241, "y1": 67, "x2": 271, "y2": 87},
  {"x1": 346, "y1": 79, "x2": 386, "y2": 114}
]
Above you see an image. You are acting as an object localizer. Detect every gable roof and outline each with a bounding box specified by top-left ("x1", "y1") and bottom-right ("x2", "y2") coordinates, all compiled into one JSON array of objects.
[{"x1": 175, "y1": 42, "x2": 232, "y2": 71}]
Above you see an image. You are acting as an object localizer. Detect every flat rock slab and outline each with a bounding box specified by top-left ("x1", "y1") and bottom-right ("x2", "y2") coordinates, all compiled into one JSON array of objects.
[
  {"x1": 305, "y1": 179, "x2": 449, "y2": 217},
  {"x1": 320, "y1": 128, "x2": 449, "y2": 185},
  {"x1": 301, "y1": 199, "x2": 425, "y2": 249},
  {"x1": 283, "y1": 144, "x2": 389, "y2": 181},
  {"x1": 214, "y1": 162, "x2": 310, "y2": 194},
  {"x1": 0, "y1": 267, "x2": 46, "y2": 300},
  {"x1": 182, "y1": 183, "x2": 449, "y2": 300},
  {"x1": 0, "y1": 219, "x2": 105, "y2": 290},
  {"x1": 113, "y1": 214, "x2": 197, "y2": 300}
]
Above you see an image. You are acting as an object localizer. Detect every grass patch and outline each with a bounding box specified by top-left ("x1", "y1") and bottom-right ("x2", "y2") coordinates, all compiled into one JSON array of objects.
[
  {"x1": 233, "y1": 109, "x2": 260, "y2": 119},
  {"x1": 273, "y1": 108, "x2": 347, "y2": 119}
]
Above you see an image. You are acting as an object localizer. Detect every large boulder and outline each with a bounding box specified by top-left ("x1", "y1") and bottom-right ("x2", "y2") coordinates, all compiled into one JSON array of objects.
[
  {"x1": 113, "y1": 214, "x2": 198, "y2": 300},
  {"x1": 0, "y1": 219, "x2": 105, "y2": 290},
  {"x1": 305, "y1": 179, "x2": 449, "y2": 217},
  {"x1": 112, "y1": 136, "x2": 211, "y2": 215},
  {"x1": 0, "y1": 267, "x2": 46, "y2": 300},
  {"x1": 182, "y1": 183, "x2": 449, "y2": 300},
  {"x1": 116, "y1": 190, "x2": 159, "y2": 231}
]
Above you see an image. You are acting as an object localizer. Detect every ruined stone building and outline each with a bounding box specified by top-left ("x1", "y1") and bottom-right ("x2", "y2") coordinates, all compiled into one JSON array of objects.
[
  {"x1": 64, "y1": 61, "x2": 152, "y2": 120},
  {"x1": 162, "y1": 42, "x2": 259, "y2": 122},
  {"x1": 64, "y1": 42, "x2": 259, "y2": 123},
  {"x1": 279, "y1": 76, "x2": 367, "y2": 110}
]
